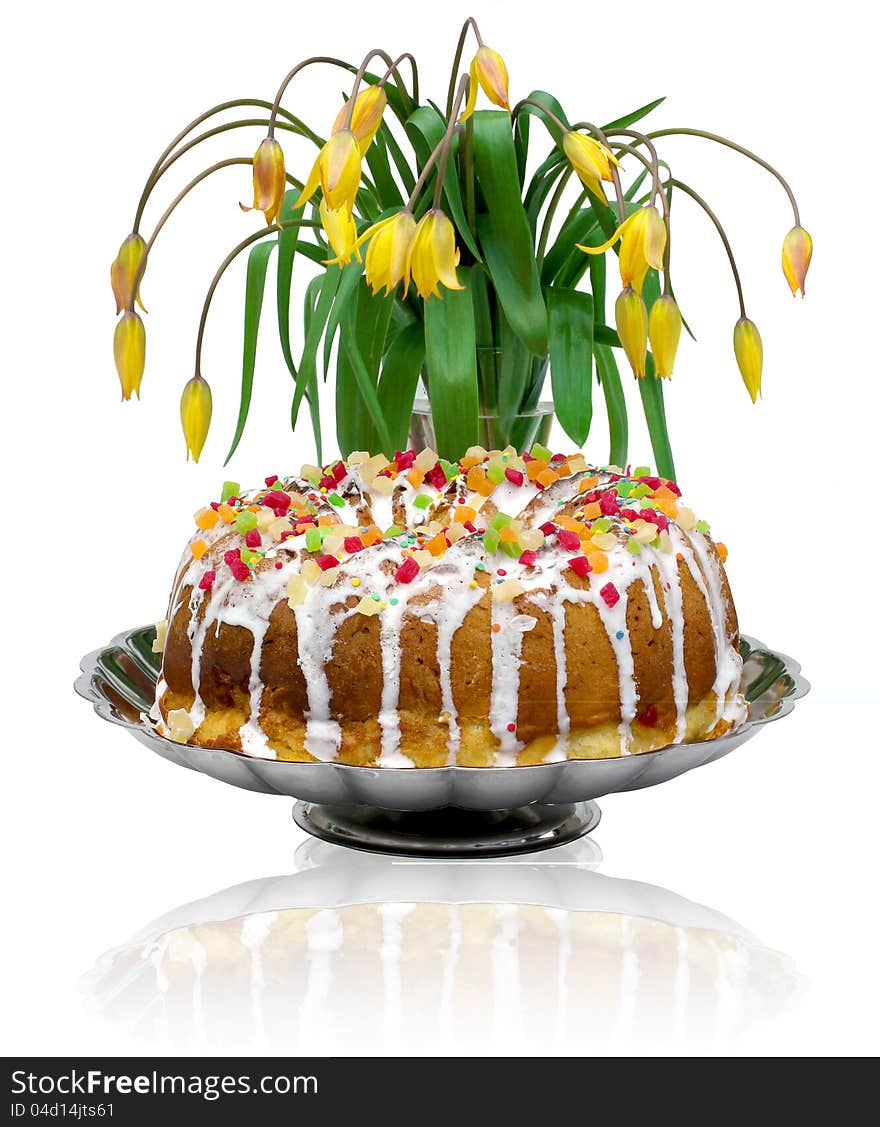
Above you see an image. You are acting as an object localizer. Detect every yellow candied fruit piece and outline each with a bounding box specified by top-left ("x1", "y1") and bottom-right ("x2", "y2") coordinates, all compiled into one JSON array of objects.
[
  {"x1": 195, "y1": 506, "x2": 220, "y2": 531},
  {"x1": 167, "y1": 708, "x2": 195, "y2": 744},
  {"x1": 590, "y1": 532, "x2": 617, "y2": 551},
  {"x1": 191, "y1": 538, "x2": 209, "y2": 559},
  {"x1": 557, "y1": 516, "x2": 587, "y2": 534},
  {"x1": 586, "y1": 549, "x2": 609, "y2": 573},
  {"x1": 407, "y1": 466, "x2": 425, "y2": 488},
  {"x1": 269, "y1": 517, "x2": 293, "y2": 541},
  {"x1": 256, "y1": 508, "x2": 277, "y2": 533},
  {"x1": 319, "y1": 566, "x2": 340, "y2": 587},
  {"x1": 455, "y1": 504, "x2": 477, "y2": 524},
  {"x1": 568, "y1": 454, "x2": 587, "y2": 475},
  {"x1": 300, "y1": 463, "x2": 322, "y2": 481},
  {"x1": 370, "y1": 474, "x2": 395, "y2": 496},
  {"x1": 415, "y1": 447, "x2": 439, "y2": 472},
  {"x1": 493, "y1": 578, "x2": 523, "y2": 604},
  {"x1": 347, "y1": 451, "x2": 370, "y2": 465},
  {"x1": 287, "y1": 573, "x2": 308, "y2": 608},
  {"x1": 461, "y1": 445, "x2": 489, "y2": 470},
  {"x1": 633, "y1": 522, "x2": 658, "y2": 545},
  {"x1": 536, "y1": 468, "x2": 559, "y2": 487},
  {"x1": 519, "y1": 528, "x2": 544, "y2": 551},
  {"x1": 658, "y1": 530, "x2": 673, "y2": 554},
  {"x1": 322, "y1": 534, "x2": 344, "y2": 556},
  {"x1": 654, "y1": 497, "x2": 679, "y2": 519},
  {"x1": 218, "y1": 503, "x2": 236, "y2": 524},
  {"x1": 355, "y1": 596, "x2": 380, "y2": 616},
  {"x1": 151, "y1": 619, "x2": 168, "y2": 655},
  {"x1": 413, "y1": 548, "x2": 433, "y2": 569},
  {"x1": 446, "y1": 523, "x2": 467, "y2": 543},
  {"x1": 676, "y1": 505, "x2": 697, "y2": 531},
  {"x1": 301, "y1": 558, "x2": 321, "y2": 585}
]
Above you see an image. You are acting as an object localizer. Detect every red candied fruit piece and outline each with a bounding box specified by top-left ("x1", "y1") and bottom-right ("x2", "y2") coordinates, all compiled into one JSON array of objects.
[
  {"x1": 568, "y1": 555, "x2": 591, "y2": 578},
  {"x1": 198, "y1": 569, "x2": 216, "y2": 591},
  {"x1": 599, "y1": 491, "x2": 620, "y2": 516},
  {"x1": 522, "y1": 451, "x2": 535, "y2": 462},
  {"x1": 426, "y1": 463, "x2": 447, "y2": 490},
  {"x1": 463, "y1": 520, "x2": 477, "y2": 533},
  {"x1": 394, "y1": 449, "x2": 417, "y2": 471},
  {"x1": 280, "y1": 530, "x2": 296, "y2": 542},
  {"x1": 264, "y1": 474, "x2": 279, "y2": 487},
  {"x1": 666, "y1": 480, "x2": 682, "y2": 497},
  {"x1": 640, "y1": 509, "x2": 669, "y2": 531},
  {"x1": 556, "y1": 529, "x2": 581, "y2": 551},
  {"x1": 344, "y1": 536, "x2": 365, "y2": 554},
  {"x1": 264, "y1": 490, "x2": 291, "y2": 515},
  {"x1": 600, "y1": 581, "x2": 620, "y2": 608},
  {"x1": 638, "y1": 704, "x2": 659, "y2": 728},
  {"x1": 539, "y1": 521, "x2": 557, "y2": 536},
  {"x1": 316, "y1": 554, "x2": 339, "y2": 571},
  {"x1": 245, "y1": 529, "x2": 262, "y2": 548},
  {"x1": 229, "y1": 558, "x2": 250, "y2": 581},
  {"x1": 331, "y1": 460, "x2": 347, "y2": 483},
  {"x1": 581, "y1": 490, "x2": 600, "y2": 506},
  {"x1": 618, "y1": 508, "x2": 640, "y2": 522},
  {"x1": 504, "y1": 467, "x2": 524, "y2": 486},
  {"x1": 640, "y1": 475, "x2": 662, "y2": 490},
  {"x1": 224, "y1": 548, "x2": 242, "y2": 566},
  {"x1": 395, "y1": 556, "x2": 420, "y2": 584},
  {"x1": 518, "y1": 549, "x2": 538, "y2": 567},
  {"x1": 209, "y1": 501, "x2": 220, "y2": 511},
  {"x1": 318, "y1": 474, "x2": 336, "y2": 490},
  {"x1": 551, "y1": 453, "x2": 567, "y2": 463}
]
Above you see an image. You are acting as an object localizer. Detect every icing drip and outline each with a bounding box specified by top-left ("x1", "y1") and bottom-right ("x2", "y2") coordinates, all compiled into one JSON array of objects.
[
  {"x1": 489, "y1": 599, "x2": 527, "y2": 764},
  {"x1": 431, "y1": 576, "x2": 486, "y2": 764},
  {"x1": 655, "y1": 550, "x2": 689, "y2": 741},
  {"x1": 292, "y1": 597, "x2": 343, "y2": 761}
]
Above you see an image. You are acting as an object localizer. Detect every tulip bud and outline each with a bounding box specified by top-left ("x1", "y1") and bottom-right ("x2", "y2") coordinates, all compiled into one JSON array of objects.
[
  {"x1": 562, "y1": 131, "x2": 619, "y2": 199},
  {"x1": 460, "y1": 46, "x2": 510, "y2": 121},
  {"x1": 332, "y1": 85, "x2": 387, "y2": 154},
  {"x1": 781, "y1": 225, "x2": 812, "y2": 297},
  {"x1": 648, "y1": 295, "x2": 682, "y2": 379},
  {"x1": 110, "y1": 233, "x2": 147, "y2": 315},
  {"x1": 320, "y1": 200, "x2": 360, "y2": 266},
  {"x1": 113, "y1": 312, "x2": 146, "y2": 400},
  {"x1": 364, "y1": 209, "x2": 417, "y2": 295},
  {"x1": 407, "y1": 209, "x2": 465, "y2": 300},
  {"x1": 615, "y1": 287, "x2": 648, "y2": 378},
  {"x1": 296, "y1": 130, "x2": 362, "y2": 213},
  {"x1": 180, "y1": 375, "x2": 213, "y2": 462},
  {"x1": 733, "y1": 317, "x2": 763, "y2": 403},
  {"x1": 242, "y1": 138, "x2": 286, "y2": 227}
]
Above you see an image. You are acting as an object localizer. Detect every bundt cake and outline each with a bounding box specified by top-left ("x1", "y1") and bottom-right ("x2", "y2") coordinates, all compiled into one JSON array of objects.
[{"x1": 153, "y1": 446, "x2": 746, "y2": 766}]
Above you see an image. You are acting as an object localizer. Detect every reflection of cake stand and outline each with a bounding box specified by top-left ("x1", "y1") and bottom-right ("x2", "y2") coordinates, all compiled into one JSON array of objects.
[
  {"x1": 84, "y1": 843, "x2": 801, "y2": 1055},
  {"x1": 76, "y1": 628, "x2": 807, "y2": 856}
]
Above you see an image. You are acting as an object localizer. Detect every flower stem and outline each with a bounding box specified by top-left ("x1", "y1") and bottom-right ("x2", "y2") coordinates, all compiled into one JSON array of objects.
[
  {"x1": 445, "y1": 16, "x2": 483, "y2": 119},
  {"x1": 666, "y1": 177, "x2": 747, "y2": 317},
  {"x1": 268, "y1": 56, "x2": 359, "y2": 139},
  {"x1": 344, "y1": 49, "x2": 396, "y2": 131},
  {"x1": 407, "y1": 75, "x2": 469, "y2": 211},
  {"x1": 379, "y1": 52, "x2": 420, "y2": 105},
  {"x1": 536, "y1": 166, "x2": 573, "y2": 268},
  {"x1": 432, "y1": 78, "x2": 470, "y2": 210},
  {"x1": 608, "y1": 140, "x2": 673, "y2": 290},
  {"x1": 645, "y1": 127, "x2": 801, "y2": 226}
]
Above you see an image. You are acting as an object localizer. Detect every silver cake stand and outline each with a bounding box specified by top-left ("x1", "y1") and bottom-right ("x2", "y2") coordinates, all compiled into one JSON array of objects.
[{"x1": 75, "y1": 626, "x2": 808, "y2": 857}]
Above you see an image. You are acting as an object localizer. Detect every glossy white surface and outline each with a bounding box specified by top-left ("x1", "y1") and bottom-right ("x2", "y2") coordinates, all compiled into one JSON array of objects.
[{"x1": 1, "y1": 0, "x2": 878, "y2": 1057}]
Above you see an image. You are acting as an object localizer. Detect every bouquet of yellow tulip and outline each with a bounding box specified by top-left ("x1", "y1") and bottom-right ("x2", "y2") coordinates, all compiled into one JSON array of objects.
[{"x1": 111, "y1": 16, "x2": 811, "y2": 479}]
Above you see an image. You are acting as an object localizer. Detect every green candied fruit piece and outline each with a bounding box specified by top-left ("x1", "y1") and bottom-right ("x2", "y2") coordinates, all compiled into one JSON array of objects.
[
  {"x1": 592, "y1": 516, "x2": 612, "y2": 532},
  {"x1": 630, "y1": 483, "x2": 652, "y2": 499},
  {"x1": 487, "y1": 462, "x2": 506, "y2": 485},
  {"x1": 483, "y1": 527, "x2": 501, "y2": 554},
  {"x1": 234, "y1": 510, "x2": 257, "y2": 533},
  {"x1": 305, "y1": 526, "x2": 323, "y2": 553},
  {"x1": 696, "y1": 519, "x2": 711, "y2": 533},
  {"x1": 633, "y1": 465, "x2": 651, "y2": 478},
  {"x1": 221, "y1": 481, "x2": 240, "y2": 503},
  {"x1": 240, "y1": 548, "x2": 259, "y2": 566},
  {"x1": 413, "y1": 494, "x2": 432, "y2": 510},
  {"x1": 489, "y1": 511, "x2": 512, "y2": 530},
  {"x1": 328, "y1": 492, "x2": 345, "y2": 508},
  {"x1": 500, "y1": 539, "x2": 522, "y2": 559},
  {"x1": 626, "y1": 536, "x2": 642, "y2": 555},
  {"x1": 616, "y1": 480, "x2": 632, "y2": 497},
  {"x1": 302, "y1": 467, "x2": 322, "y2": 485},
  {"x1": 439, "y1": 458, "x2": 459, "y2": 480},
  {"x1": 638, "y1": 498, "x2": 657, "y2": 510},
  {"x1": 384, "y1": 524, "x2": 403, "y2": 538},
  {"x1": 530, "y1": 442, "x2": 552, "y2": 462}
]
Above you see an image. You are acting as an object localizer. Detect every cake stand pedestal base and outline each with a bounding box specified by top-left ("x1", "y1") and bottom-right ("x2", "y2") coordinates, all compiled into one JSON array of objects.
[{"x1": 292, "y1": 800, "x2": 601, "y2": 858}]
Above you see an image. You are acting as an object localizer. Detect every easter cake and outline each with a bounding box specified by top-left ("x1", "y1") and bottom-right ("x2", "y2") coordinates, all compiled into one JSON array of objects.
[{"x1": 153, "y1": 447, "x2": 746, "y2": 766}]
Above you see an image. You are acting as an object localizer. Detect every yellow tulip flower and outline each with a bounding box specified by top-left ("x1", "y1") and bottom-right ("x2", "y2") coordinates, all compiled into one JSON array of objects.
[
  {"x1": 180, "y1": 375, "x2": 213, "y2": 462},
  {"x1": 459, "y1": 46, "x2": 510, "y2": 121},
  {"x1": 733, "y1": 317, "x2": 763, "y2": 402},
  {"x1": 362, "y1": 209, "x2": 417, "y2": 295},
  {"x1": 332, "y1": 85, "x2": 387, "y2": 154},
  {"x1": 113, "y1": 311, "x2": 146, "y2": 400},
  {"x1": 615, "y1": 287, "x2": 648, "y2": 378},
  {"x1": 562, "y1": 131, "x2": 619, "y2": 200},
  {"x1": 320, "y1": 200, "x2": 361, "y2": 266},
  {"x1": 295, "y1": 130, "x2": 362, "y2": 212},
  {"x1": 241, "y1": 138, "x2": 286, "y2": 227},
  {"x1": 407, "y1": 209, "x2": 464, "y2": 300},
  {"x1": 110, "y1": 233, "x2": 148, "y2": 315},
  {"x1": 781, "y1": 225, "x2": 813, "y2": 297},
  {"x1": 578, "y1": 205, "x2": 667, "y2": 294},
  {"x1": 648, "y1": 294, "x2": 682, "y2": 379}
]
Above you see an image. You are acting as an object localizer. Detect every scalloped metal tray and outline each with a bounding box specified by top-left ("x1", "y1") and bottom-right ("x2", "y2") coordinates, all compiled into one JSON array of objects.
[{"x1": 75, "y1": 626, "x2": 807, "y2": 812}]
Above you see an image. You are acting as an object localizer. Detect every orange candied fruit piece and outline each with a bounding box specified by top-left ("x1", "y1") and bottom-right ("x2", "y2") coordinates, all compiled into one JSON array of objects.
[
  {"x1": 191, "y1": 538, "x2": 209, "y2": 559},
  {"x1": 557, "y1": 516, "x2": 587, "y2": 535},
  {"x1": 361, "y1": 524, "x2": 383, "y2": 546},
  {"x1": 467, "y1": 466, "x2": 495, "y2": 496},
  {"x1": 716, "y1": 541, "x2": 728, "y2": 563},
  {"x1": 536, "y1": 468, "x2": 559, "y2": 488},
  {"x1": 499, "y1": 524, "x2": 519, "y2": 542},
  {"x1": 526, "y1": 459, "x2": 547, "y2": 482},
  {"x1": 317, "y1": 514, "x2": 337, "y2": 526},
  {"x1": 586, "y1": 549, "x2": 608, "y2": 573},
  {"x1": 195, "y1": 507, "x2": 219, "y2": 531},
  {"x1": 407, "y1": 466, "x2": 425, "y2": 488},
  {"x1": 455, "y1": 504, "x2": 477, "y2": 524},
  {"x1": 217, "y1": 503, "x2": 236, "y2": 524},
  {"x1": 581, "y1": 501, "x2": 602, "y2": 521},
  {"x1": 425, "y1": 532, "x2": 448, "y2": 557}
]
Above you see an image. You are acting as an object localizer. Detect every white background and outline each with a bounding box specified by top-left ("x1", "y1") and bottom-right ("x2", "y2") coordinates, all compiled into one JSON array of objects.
[{"x1": 1, "y1": 0, "x2": 878, "y2": 1057}]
